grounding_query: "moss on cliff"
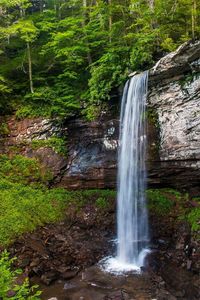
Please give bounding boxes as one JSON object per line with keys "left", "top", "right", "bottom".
{"left": 0, "top": 154, "right": 52, "bottom": 185}
{"left": 147, "top": 188, "right": 200, "bottom": 238}
{"left": 30, "top": 136, "right": 67, "bottom": 156}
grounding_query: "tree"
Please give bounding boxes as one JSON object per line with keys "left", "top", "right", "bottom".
{"left": 0, "top": 0, "right": 199, "bottom": 118}
{"left": 10, "top": 20, "right": 39, "bottom": 93}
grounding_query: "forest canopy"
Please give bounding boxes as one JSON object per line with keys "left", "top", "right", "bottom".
{"left": 0, "top": 0, "right": 199, "bottom": 119}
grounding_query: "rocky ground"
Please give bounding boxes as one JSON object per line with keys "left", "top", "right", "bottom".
{"left": 7, "top": 196, "right": 200, "bottom": 300}
{"left": 9, "top": 202, "right": 116, "bottom": 285}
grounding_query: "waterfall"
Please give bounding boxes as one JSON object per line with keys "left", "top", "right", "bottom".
{"left": 101, "top": 71, "right": 149, "bottom": 273}
{"left": 117, "top": 71, "right": 149, "bottom": 268}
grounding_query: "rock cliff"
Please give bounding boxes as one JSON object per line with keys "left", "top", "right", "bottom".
{"left": 148, "top": 41, "right": 200, "bottom": 191}
{"left": 1, "top": 41, "right": 200, "bottom": 192}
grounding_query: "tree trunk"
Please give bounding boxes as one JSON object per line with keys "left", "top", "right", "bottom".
{"left": 39, "top": 0, "right": 44, "bottom": 12}
{"left": 148, "top": 0, "right": 154, "bottom": 11}
{"left": 108, "top": 0, "right": 112, "bottom": 42}
{"left": 192, "top": 0, "right": 197, "bottom": 40}
{"left": 27, "top": 42, "right": 34, "bottom": 94}
{"left": 82, "top": 0, "right": 92, "bottom": 65}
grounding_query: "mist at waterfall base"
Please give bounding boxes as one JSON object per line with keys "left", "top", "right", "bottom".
{"left": 101, "top": 72, "right": 150, "bottom": 274}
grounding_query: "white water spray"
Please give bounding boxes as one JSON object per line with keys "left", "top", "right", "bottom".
{"left": 102, "top": 72, "right": 149, "bottom": 273}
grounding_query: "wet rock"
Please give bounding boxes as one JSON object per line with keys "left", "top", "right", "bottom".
{"left": 173, "top": 290, "right": 185, "bottom": 298}
{"left": 32, "top": 265, "right": 44, "bottom": 276}
{"left": 104, "top": 290, "right": 130, "bottom": 300}
{"left": 41, "top": 271, "right": 59, "bottom": 286}
{"left": 70, "top": 288, "right": 106, "bottom": 300}
{"left": 61, "top": 269, "right": 79, "bottom": 280}
{"left": 175, "top": 222, "right": 191, "bottom": 250}
{"left": 186, "top": 259, "right": 192, "bottom": 270}
{"left": 57, "top": 118, "right": 119, "bottom": 189}
{"left": 30, "top": 258, "right": 40, "bottom": 268}
{"left": 63, "top": 282, "right": 77, "bottom": 290}
{"left": 159, "top": 264, "right": 200, "bottom": 300}
{"left": 156, "top": 290, "right": 177, "bottom": 300}
{"left": 81, "top": 266, "right": 126, "bottom": 289}
{"left": 18, "top": 257, "right": 30, "bottom": 268}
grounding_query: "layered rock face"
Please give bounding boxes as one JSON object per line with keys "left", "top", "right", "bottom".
{"left": 148, "top": 41, "right": 200, "bottom": 191}
{"left": 59, "top": 118, "right": 119, "bottom": 189}
{"left": 1, "top": 41, "right": 200, "bottom": 191}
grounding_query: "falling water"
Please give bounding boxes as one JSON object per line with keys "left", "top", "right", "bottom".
{"left": 117, "top": 71, "right": 149, "bottom": 269}
{"left": 101, "top": 72, "right": 149, "bottom": 273}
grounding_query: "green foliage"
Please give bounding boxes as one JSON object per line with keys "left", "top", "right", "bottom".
{"left": 0, "top": 0, "right": 199, "bottom": 118}
{"left": 60, "top": 189, "right": 116, "bottom": 209}
{"left": 147, "top": 189, "right": 174, "bottom": 215}
{"left": 179, "top": 72, "right": 200, "bottom": 88}
{"left": 0, "top": 122, "right": 10, "bottom": 136}
{"left": 0, "top": 76, "right": 12, "bottom": 113}
{"left": 10, "top": 20, "right": 39, "bottom": 43}
{"left": 0, "top": 76, "right": 12, "bottom": 95}
{"left": 0, "top": 179, "right": 68, "bottom": 245}
{"left": 83, "top": 103, "right": 103, "bottom": 121}
{"left": 15, "top": 87, "right": 81, "bottom": 119}
{"left": 0, "top": 152, "right": 116, "bottom": 247}
{"left": 95, "top": 197, "right": 108, "bottom": 209}
{"left": 187, "top": 207, "right": 200, "bottom": 232}
{"left": 146, "top": 108, "right": 160, "bottom": 128}
{"left": 0, "top": 250, "right": 41, "bottom": 300}
{"left": 147, "top": 188, "right": 199, "bottom": 236}
{"left": 0, "top": 154, "right": 52, "bottom": 185}
{"left": 31, "top": 137, "right": 67, "bottom": 156}
{"left": 88, "top": 49, "right": 129, "bottom": 103}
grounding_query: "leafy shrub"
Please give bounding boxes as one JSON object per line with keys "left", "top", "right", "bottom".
{"left": 0, "top": 251, "right": 41, "bottom": 299}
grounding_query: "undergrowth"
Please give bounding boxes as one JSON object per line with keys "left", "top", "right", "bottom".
{"left": 147, "top": 188, "right": 200, "bottom": 237}
{"left": 0, "top": 154, "right": 52, "bottom": 185}
{"left": 0, "top": 154, "right": 198, "bottom": 245}
{"left": 0, "top": 251, "right": 41, "bottom": 299}
{"left": 0, "top": 179, "right": 69, "bottom": 245}
{"left": 0, "top": 122, "right": 10, "bottom": 136}
{"left": 146, "top": 189, "right": 175, "bottom": 215}
{"left": 187, "top": 208, "right": 200, "bottom": 232}
{"left": 0, "top": 184, "right": 116, "bottom": 246}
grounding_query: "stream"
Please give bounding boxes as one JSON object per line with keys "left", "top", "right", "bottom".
{"left": 33, "top": 264, "right": 161, "bottom": 300}
{"left": 32, "top": 258, "right": 199, "bottom": 300}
